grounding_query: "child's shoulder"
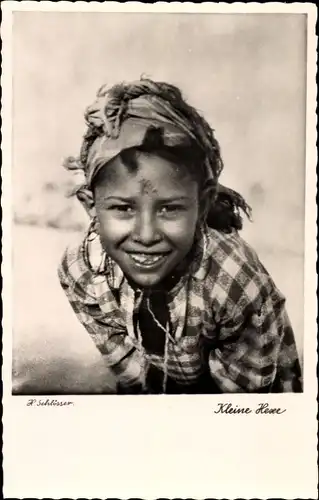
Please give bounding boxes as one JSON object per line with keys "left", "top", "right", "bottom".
{"left": 205, "top": 227, "right": 264, "bottom": 270}
{"left": 203, "top": 228, "right": 277, "bottom": 307}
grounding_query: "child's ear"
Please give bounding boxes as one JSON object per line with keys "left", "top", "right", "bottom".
{"left": 76, "top": 188, "right": 96, "bottom": 218}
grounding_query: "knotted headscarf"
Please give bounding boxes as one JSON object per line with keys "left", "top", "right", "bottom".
{"left": 63, "top": 78, "right": 251, "bottom": 228}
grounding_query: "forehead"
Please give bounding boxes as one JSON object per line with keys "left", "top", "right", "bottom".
{"left": 95, "top": 151, "right": 197, "bottom": 197}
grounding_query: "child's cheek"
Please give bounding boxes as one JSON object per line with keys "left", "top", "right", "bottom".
{"left": 162, "top": 217, "right": 197, "bottom": 246}
{"left": 98, "top": 212, "right": 132, "bottom": 243}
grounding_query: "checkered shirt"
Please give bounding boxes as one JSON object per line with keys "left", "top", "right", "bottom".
{"left": 58, "top": 222, "right": 302, "bottom": 393}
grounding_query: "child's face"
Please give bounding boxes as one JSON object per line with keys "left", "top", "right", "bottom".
{"left": 93, "top": 151, "right": 200, "bottom": 288}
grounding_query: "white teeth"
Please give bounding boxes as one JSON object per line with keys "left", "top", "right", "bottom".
{"left": 129, "top": 253, "right": 165, "bottom": 265}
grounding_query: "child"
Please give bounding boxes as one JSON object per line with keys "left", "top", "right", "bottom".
{"left": 58, "top": 78, "right": 302, "bottom": 394}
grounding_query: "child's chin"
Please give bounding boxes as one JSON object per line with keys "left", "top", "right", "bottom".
{"left": 131, "top": 275, "right": 164, "bottom": 289}
{"left": 127, "top": 270, "right": 168, "bottom": 289}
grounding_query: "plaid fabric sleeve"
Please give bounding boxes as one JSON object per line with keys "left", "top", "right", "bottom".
{"left": 208, "top": 290, "right": 302, "bottom": 393}
{"left": 57, "top": 245, "right": 145, "bottom": 390}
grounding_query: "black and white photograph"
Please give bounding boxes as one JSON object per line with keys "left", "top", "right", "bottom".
{"left": 11, "top": 9, "right": 307, "bottom": 396}
{"left": 2, "top": 2, "right": 317, "bottom": 498}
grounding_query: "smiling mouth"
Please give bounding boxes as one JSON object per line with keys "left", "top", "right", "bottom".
{"left": 126, "top": 252, "right": 171, "bottom": 268}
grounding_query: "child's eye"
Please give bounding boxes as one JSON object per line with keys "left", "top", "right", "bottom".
{"left": 109, "top": 205, "right": 135, "bottom": 214}
{"left": 159, "top": 205, "right": 186, "bottom": 216}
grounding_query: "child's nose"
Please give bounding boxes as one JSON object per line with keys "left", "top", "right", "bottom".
{"left": 132, "top": 212, "right": 161, "bottom": 245}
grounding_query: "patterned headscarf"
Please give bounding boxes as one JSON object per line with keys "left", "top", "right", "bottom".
{"left": 63, "top": 78, "right": 251, "bottom": 224}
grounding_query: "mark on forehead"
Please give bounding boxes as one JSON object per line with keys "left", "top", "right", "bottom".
{"left": 139, "top": 178, "right": 158, "bottom": 195}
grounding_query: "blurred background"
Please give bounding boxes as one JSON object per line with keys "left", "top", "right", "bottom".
{"left": 12, "top": 12, "right": 306, "bottom": 394}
